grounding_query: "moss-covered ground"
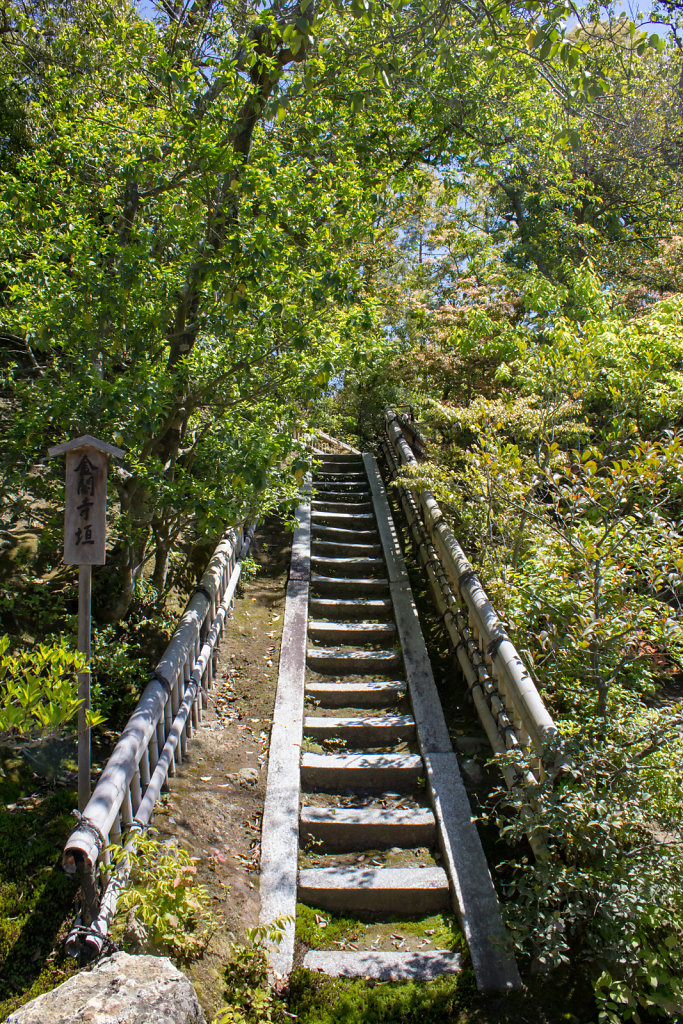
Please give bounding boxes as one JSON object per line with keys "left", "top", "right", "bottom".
{"left": 0, "top": 750, "right": 79, "bottom": 1020}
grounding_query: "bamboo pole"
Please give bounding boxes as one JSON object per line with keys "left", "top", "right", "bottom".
{"left": 63, "top": 522, "right": 255, "bottom": 946}
{"left": 385, "top": 409, "right": 557, "bottom": 756}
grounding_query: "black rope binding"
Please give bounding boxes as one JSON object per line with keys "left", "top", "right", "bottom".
{"left": 193, "top": 584, "right": 214, "bottom": 602}
{"left": 152, "top": 671, "right": 172, "bottom": 694}
{"left": 130, "top": 818, "right": 152, "bottom": 833}
{"left": 73, "top": 922, "right": 120, "bottom": 958}
{"left": 457, "top": 568, "right": 478, "bottom": 590}
{"left": 71, "top": 811, "right": 107, "bottom": 854}
{"left": 487, "top": 634, "right": 508, "bottom": 659}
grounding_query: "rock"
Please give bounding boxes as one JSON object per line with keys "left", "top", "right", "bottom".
{"left": 227, "top": 766, "right": 258, "bottom": 788}
{"left": 123, "top": 910, "right": 152, "bottom": 954}
{"left": 5, "top": 951, "right": 206, "bottom": 1024}
{"left": 454, "top": 735, "right": 487, "bottom": 755}
{"left": 459, "top": 757, "right": 486, "bottom": 786}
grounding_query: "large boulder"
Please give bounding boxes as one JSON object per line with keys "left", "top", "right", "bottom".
{"left": 5, "top": 952, "right": 206, "bottom": 1024}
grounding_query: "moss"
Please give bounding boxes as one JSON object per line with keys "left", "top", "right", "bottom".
{"left": 287, "top": 966, "right": 597, "bottom": 1023}
{"left": 296, "top": 905, "right": 464, "bottom": 953}
{"left": 296, "top": 904, "right": 363, "bottom": 947}
{"left": 288, "top": 967, "right": 479, "bottom": 1024}
{"left": 0, "top": 779, "right": 79, "bottom": 1018}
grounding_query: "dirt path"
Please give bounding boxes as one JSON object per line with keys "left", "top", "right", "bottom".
{"left": 151, "top": 517, "right": 292, "bottom": 1018}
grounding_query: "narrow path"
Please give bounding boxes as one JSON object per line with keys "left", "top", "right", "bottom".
{"left": 259, "top": 452, "right": 521, "bottom": 992}
{"left": 150, "top": 520, "right": 291, "bottom": 1017}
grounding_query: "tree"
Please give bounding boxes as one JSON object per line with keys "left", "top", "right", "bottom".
{"left": 0, "top": 0, "right": 656, "bottom": 621}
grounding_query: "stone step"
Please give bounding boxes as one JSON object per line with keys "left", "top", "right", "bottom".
{"left": 301, "top": 751, "right": 423, "bottom": 791}
{"left": 308, "top": 620, "right": 396, "bottom": 644}
{"left": 310, "top": 575, "right": 390, "bottom": 596}
{"left": 303, "top": 949, "right": 462, "bottom": 980}
{"left": 313, "top": 491, "right": 371, "bottom": 504}
{"left": 306, "top": 648, "right": 401, "bottom": 675}
{"left": 311, "top": 490, "right": 368, "bottom": 498}
{"left": 311, "top": 540, "right": 383, "bottom": 558}
{"left": 311, "top": 511, "right": 376, "bottom": 529}
{"left": 309, "top": 597, "right": 394, "bottom": 620}
{"left": 305, "top": 679, "right": 405, "bottom": 707}
{"left": 314, "top": 459, "right": 365, "bottom": 469}
{"left": 311, "top": 524, "right": 380, "bottom": 545}
{"left": 298, "top": 866, "right": 450, "bottom": 914}
{"left": 315, "top": 458, "right": 365, "bottom": 467}
{"left": 314, "top": 480, "right": 370, "bottom": 492}
{"left": 315, "top": 471, "right": 367, "bottom": 482}
{"left": 311, "top": 500, "right": 375, "bottom": 515}
{"left": 310, "top": 555, "right": 385, "bottom": 577}
{"left": 303, "top": 713, "right": 415, "bottom": 743}
{"left": 300, "top": 804, "right": 436, "bottom": 850}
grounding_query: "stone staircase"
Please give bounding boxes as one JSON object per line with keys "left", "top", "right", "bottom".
{"left": 259, "top": 452, "right": 520, "bottom": 991}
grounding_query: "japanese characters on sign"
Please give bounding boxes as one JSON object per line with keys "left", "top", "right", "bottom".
{"left": 64, "top": 448, "right": 107, "bottom": 564}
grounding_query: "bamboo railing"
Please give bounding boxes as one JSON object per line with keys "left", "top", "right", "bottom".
{"left": 382, "top": 409, "right": 558, "bottom": 793}
{"left": 300, "top": 429, "right": 361, "bottom": 455}
{"left": 62, "top": 522, "right": 255, "bottom": 955}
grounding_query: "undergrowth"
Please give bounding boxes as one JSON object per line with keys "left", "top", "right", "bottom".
{"left": 287, "top": 968, "right": 479, "bottom": 1024}
{"left": 0, "top": 776, "right": 78, "bottom": 1019}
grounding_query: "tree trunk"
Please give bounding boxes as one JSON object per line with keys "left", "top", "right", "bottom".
{"left": 94, "top": 478, "right": 150, "bottom": 622}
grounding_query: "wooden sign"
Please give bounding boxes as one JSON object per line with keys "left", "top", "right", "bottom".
{"left": 48, "top": 435, "right": 124, "bottom": 565}
{"left": 64, "top": 449, "right": 107, "bottom": 564}
{"left": 47, "top": 434, "right": 124, "bottom": 810}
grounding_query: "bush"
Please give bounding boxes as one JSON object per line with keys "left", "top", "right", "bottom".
{"left": 0, "top": 634, "right": 102, "bottom": 739}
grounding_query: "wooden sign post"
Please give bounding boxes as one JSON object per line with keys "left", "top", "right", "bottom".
{"left": 48, "top": 435, "right": 124, "bottom": 811}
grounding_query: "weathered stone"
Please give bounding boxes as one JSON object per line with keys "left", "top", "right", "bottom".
{"left": 123, "top": 911, "right": 152, "bottom": 954}
{"left": 5, "top": 952, "right": 206, "bottom": 1024}
{"left": 460, "top": 757, "right": 486, "bottom": 786}
{"left": 227, "top": 766, "right": 259, "bottom": 788}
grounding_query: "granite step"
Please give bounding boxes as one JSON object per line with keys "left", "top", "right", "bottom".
{"left": 311, "top": 500, "right": 375, "bottom": 515}
{"left": 311, "top": 540, "right": 383, "bottom": 558}
{"left": 309, "top": 597, "right": 394, "bottom": 619}
{"left": 300, "top": 804, "right": 436, "bottom": 850}
{"left": 308, "top": 620, "right": 396, "bottom": 644}
{"left": 306, "top": 647, "right": 401, "bottom": 674}
{"left": 304, "top": 713, "right": 415, "bottom": 744}
{"left": 311, "top": 524, "right": 380, "bottom": 544}
{"left": 303, "top": 950, "right": 462, "bottom": 980}
{"left": 314, "top": 480, "right": 370, "bottom": 492}
{"left": 315, "top": 471, "right": 367, "bottom": 482}
{"left": 305, "top": 679, "right": 405, "bottom": 707}
{"left": 298, "top": 866, "right": 450, "bottom": 914}
{"left": 310, "top": 555, "right": 385, "bottom": 577}
{"left": 313, "top": 487, "right": 371, "bottom": 500}
{"left": 315, "top": 456, "right": 364, "bottom": 466}
{"left": 310, "top": 574, "right": 390, "bottom": 596}
{"left": 301, "top": 751, "right": 423, "bottom": 791}
{"left": 311, "top": 511, "right": 376, "bottom": 529}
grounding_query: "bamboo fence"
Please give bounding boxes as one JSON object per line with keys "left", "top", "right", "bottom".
{"left": 62, "top": 522, "right": 255, "bottom": 955}
{"left": 382, "top": 409, "right": 559, "bottom": 798}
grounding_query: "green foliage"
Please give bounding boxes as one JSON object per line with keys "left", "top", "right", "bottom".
{"left": 498, "top": 709, "right": 683, "bottom": 1022}
{"left": 106, "top": 830, "right": 212, "bottom": 959}
{"left": 90, "top": 614, "right": 171, "bottom": 727}
{"left": 0, "top": 634, "right": 103, "bottom": 738}
{"left": 214, "top": 918, "right": 292, "bottom": 1024}
{"left": 381, "top": 253, "right": 683, "bottom": 1017}
{"left": 238, "top": 555, "right": 260, "bottom": 586}
{"left": 0, "top": 0, "right": 654, "bottom": 626}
